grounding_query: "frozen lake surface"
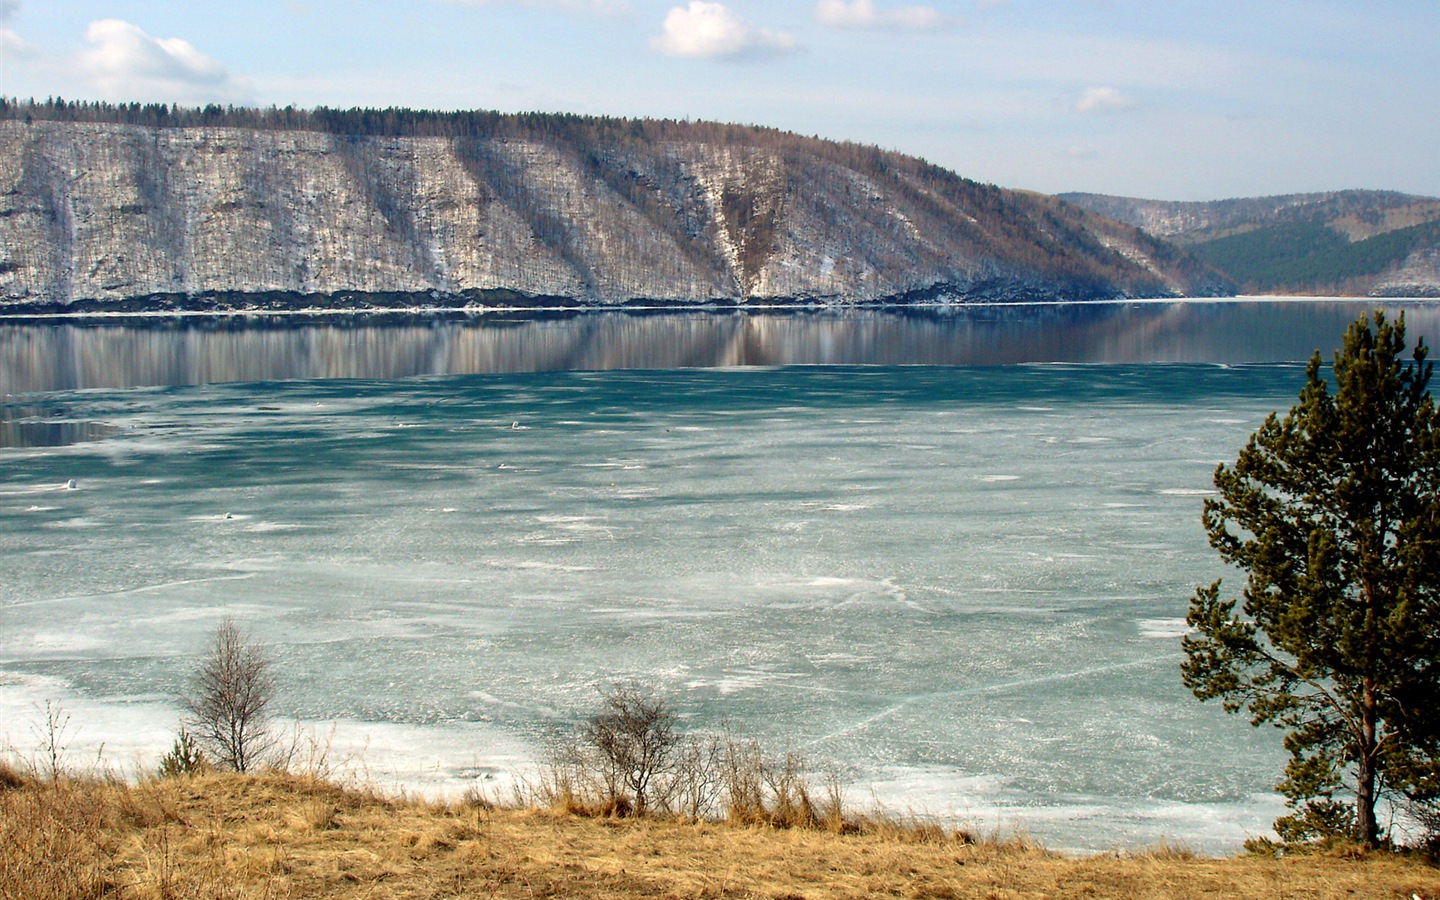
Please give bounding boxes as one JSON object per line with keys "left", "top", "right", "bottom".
{"left": 3, "top": 301, "right": 1439, "bottom": 852}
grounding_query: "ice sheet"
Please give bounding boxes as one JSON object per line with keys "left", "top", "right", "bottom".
{"left": 0, "top": 363, "right": 1304, "bottom": 852}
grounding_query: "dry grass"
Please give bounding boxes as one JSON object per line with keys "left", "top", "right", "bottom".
{"left": 3, "top": 763, "right": 1438, "bottom": 900}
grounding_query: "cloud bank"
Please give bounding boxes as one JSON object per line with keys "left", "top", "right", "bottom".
{"left": 80, "top": 19, "right": 253, "bottom": 104}
{"left": 814, "top": 0, "right": 958, "bottom": 31}
{"left": 651, "top": 2, "right": 797, "bottom": 60}
{"left": 442, "top": 0, "right": 630, "bottom": 14}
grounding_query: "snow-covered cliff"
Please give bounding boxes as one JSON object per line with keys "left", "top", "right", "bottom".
{"left": 0, "top": 120, "right": 1230, "bottom": 311}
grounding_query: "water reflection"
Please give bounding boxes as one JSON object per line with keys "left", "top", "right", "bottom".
{"left": 0, "top": 405, "right": 120, "bottom": 448}
{"left": 3, "top": 300, "right": 1439, "bottom": 396}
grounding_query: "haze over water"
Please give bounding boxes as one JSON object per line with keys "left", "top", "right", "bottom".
{"left": 4, "top": 300, "right": 1439, "bottom": 852}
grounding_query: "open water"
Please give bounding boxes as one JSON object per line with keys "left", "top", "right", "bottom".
{"left": 3, "top": 299, "right": 1439, "bottom": 852}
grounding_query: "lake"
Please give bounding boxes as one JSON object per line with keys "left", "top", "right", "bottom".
{"left": 3, "top": 298, "right": 1438, "bottom": 853}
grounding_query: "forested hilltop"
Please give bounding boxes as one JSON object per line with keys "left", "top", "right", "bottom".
{"left": 1060, "top": 190, "right": 1440, "bottom": 297}
{"left": 0, "top": 98, "right": 1230, "bottom": 312}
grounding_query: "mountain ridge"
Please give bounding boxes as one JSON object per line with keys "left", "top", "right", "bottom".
{"left": 0, "top": 100, "right": 1230, "bottom": 312}
{"left": 1058, "top": 189, "right": 1440, "bottom": 296}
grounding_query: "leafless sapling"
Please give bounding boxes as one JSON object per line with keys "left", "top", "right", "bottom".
{"left": 182, "top": 618, "right": 277, "bottom": 773}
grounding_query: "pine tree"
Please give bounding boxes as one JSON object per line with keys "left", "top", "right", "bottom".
{"left": 1182, "top": 310, "right": 1440, "bottom": 849}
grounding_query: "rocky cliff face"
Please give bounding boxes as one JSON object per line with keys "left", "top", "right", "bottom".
{"left": 0, "top": 120, "right": 1229, "bottom": 311}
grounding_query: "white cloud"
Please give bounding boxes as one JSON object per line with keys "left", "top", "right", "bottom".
{"left": 1075, "top": 86, "right": 1136, "bottom": 114}
{"left": 815, "top": 0, "right": 959, "bottom": 31}
{"left": 0, "top": 0, "right": 35, "bottom": 58}
{"left": 442, "top": 0, "right": 630, "bottom": 14}
{"left": 650, "top": 2, "right": 797, "bottom": 60}
{"left": 0, "top": 27, "right": 33, "bottom": 57}
{"left": 79, "top": 19, "right": 253, "bottom": 104}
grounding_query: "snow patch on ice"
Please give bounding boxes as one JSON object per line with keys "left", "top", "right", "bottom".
{"left": 1138, "top": 618, "right": 1192, "bottom": 639}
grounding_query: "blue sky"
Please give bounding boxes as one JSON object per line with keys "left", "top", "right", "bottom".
{"left": 1, "top": 1, "right": 1435, "bottom": 200}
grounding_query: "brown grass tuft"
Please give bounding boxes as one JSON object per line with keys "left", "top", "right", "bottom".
{"left": 0, "top": 758, "right": 30, "bottom": 792}
{"left": 0, "top": 779, "right": 120, "bottom": 900}
{"left": 1125, "top": 839, "right": 1199, "bottom": 861}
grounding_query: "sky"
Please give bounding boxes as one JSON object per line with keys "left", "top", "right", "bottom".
{"left": 0, "top": 1, "right": 1436, "bottom": 201}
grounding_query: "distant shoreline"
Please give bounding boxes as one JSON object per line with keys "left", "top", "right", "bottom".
{"left": 3, "top": 294, "right": 1436, "bottom": 323}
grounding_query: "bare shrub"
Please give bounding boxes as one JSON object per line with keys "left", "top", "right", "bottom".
{"left": 1399, "top": 796, "right": 1440, "bottom": 859}
{"left": 535, "top": 685, "right": 866, "bottom": 830}
{"left": 717, "top": 740, "right": 873, "bottom": 832}
{"left": 761, "top": 749, "right": 819, "bottom": 828}
{"left": 182, "top": 618, "right": 277, "bottom": 773}
{"left": 722, "top": 741, "right": 827, "bottom": 828}
{"left": 720, "top": 737, "right": 768, "bottom": 824}
{"left": 667, "top": 732, "right": 726, "bottom": 821}
{"left": 531, "top": 740, "right": 596, "bottom": 815}
{"left": 534, "top": 684, "right": 720, "bottom": 818}
{"left": 578, "top": 683, "right": 681, "bottom": 816}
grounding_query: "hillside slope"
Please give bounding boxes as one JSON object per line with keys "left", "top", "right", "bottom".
{"left": 0, "top": 103, "right": 1230, "bottom": 312}
{"left": 5, "top": 770, "right": 1438, "bottom": 900}
{"left": 1059, "top": 190, "right": 1440, "bottom": 296}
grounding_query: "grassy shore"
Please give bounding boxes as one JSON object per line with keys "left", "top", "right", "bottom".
{"left": 3, "top": 765, "right": 1438, "bottom": 900}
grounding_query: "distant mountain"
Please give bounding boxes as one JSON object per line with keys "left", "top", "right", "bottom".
{"left": 0, "top": 99, "right": 1230, "bottom": 313}
{"left": 1058, "top": 190, "right": 1440, "bottom": 297}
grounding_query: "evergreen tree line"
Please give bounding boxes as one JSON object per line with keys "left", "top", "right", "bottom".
{"left": 0, "top": 96, "right": 921, "bottom": 186}
{"left": 1191, "top": 219, "right": 1440, "bottom": 294}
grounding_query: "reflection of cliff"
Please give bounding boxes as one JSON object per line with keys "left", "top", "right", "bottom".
{"left": 8, "top": 304, "right": 1440, "bottom": 392}
{"left": 0, "top": 120, "right": 1231, "bottom": 311}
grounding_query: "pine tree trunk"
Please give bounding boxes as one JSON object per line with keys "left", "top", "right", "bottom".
{"left": 1357, "top": 681, "right": 1379, "bottom": 848}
